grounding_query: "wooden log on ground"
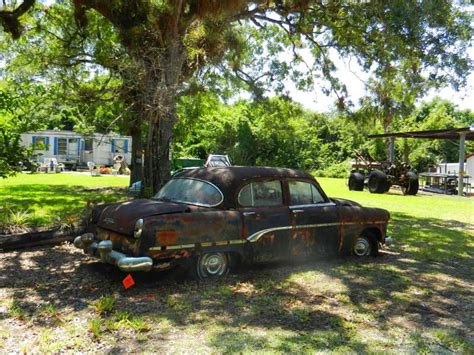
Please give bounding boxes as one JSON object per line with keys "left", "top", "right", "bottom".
{"left": 0, "top": 224, "right": 85, "bottom": 251}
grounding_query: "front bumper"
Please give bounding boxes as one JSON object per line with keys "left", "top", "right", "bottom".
{"left": 73, "top": 233, "right": 153, "bottom": 272}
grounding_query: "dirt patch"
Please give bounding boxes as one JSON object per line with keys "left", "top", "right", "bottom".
{"left": 0, "top": 244, "right": 473, "bottom": 353}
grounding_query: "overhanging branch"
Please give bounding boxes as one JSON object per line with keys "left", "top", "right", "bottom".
{"left": 0, "top": 0, "right": 35, "bottom": 38}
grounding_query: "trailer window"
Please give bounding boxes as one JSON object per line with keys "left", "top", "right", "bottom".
{"left": 84, "top": 139, "right": 93, "bottom": 151}
{"left": 58, "top": 138, "right": 67, "bottom": 155}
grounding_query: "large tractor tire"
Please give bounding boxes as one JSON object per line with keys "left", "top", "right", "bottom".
{"left": 401, "top": 171, "right": 419, "bottom": 195}
{"left": 368, "top": 170, "right": 389, "bottom": 194}
{"left": 348, "top": 172, "right": 365, "bottom": 191}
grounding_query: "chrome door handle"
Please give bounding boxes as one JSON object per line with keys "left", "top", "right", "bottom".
{"left": 243, "top": 211, "right": 257, "bottom": 216}
{"left": 292, "top": 209, "right": 305, "bottom": 214}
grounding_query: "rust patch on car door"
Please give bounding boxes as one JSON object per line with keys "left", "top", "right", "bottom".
{"left": 148, "top": 210, "right": 242, "bottom": 247}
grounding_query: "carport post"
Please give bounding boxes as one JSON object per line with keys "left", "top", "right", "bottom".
{"left": 458, "top": 132, "right": 466, "bottom": 196}
{"left": 389, "top": 137, "right": 395, "bottom": 163}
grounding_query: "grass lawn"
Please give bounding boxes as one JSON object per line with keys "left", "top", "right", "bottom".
{"left": 0, "top": 173, "right": 473, "bottom": 352}
{"left": 0, "top": 173, "right": 129, "bottom": 232}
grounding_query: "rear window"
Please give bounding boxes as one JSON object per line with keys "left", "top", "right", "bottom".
{"left": 154, "top": 178, "right": 223, "bottom": 207}
{"left": 238, "top": 180, "right": 283, "bottom": 207}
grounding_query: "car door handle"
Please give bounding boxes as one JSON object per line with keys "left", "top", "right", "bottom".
{"left": 243, "top": 211, "right": 257, "bottom": 217}
{"left": 291, "top": 209, "right": 305, "bottom": 214}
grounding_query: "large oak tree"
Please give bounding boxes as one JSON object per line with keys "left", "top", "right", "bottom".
{"left": 1, "top": 0, "right": 472, "bottom": 194}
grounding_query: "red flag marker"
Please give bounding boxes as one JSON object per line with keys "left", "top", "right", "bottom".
{"left": 122, "top": 274, "right": 135, "bottom": 289}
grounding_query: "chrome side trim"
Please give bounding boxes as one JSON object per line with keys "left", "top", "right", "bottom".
{"left": 166, "top": 243, "right": 195, "bottom": 250}
{"left": 247, "top": 226, "right": 293, "bottom": 242}
{"left": 147, "top": 220, "right": 388, "bottom": 251}
{"left": 148, "top": 239, "right": 247, "bottom": 251}
{"left": 247, "top": 221, "right": 387, "bottom": 243}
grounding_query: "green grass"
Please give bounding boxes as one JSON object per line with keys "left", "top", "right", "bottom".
{"left": 318, "top": 177, "right": 473, "bottom": 224}
{"left": 0, "top": 172, "right": 129, "bottom": 231}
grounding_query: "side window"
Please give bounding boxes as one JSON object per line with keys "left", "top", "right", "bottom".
{"left": 311, "top": 184, "right": 326, "bottom": 204}
{"left": 289, "top": 181, "right": 326, "bottom": 205}
{"left": 238, "top": 180, "right": 283, "bottom": 207}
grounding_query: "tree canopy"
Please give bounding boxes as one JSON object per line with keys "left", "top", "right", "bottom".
{"left": 0, "top": 1, "right": 472, "bottom": 191}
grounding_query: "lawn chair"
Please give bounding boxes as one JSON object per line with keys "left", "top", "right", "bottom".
{"left": 87, "top": 161, "right": 100, "bottom": 176}
{"left": 111, "top": 163, "right": 121, "bottom": 176}
{"left": 37, "top": 158, "right": 62, "bottom": 173}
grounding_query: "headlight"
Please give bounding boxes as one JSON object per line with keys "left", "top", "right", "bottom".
{"left": 133, "top": 218, "right": 144, "bottom": 239}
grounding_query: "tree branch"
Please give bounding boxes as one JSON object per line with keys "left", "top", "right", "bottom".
{"left": 0, "top": 0, "right": 35, "bottom": 38}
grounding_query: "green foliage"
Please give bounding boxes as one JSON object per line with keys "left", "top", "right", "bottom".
{"left": 175, "top": 93, "right": 371, "bottom": 177}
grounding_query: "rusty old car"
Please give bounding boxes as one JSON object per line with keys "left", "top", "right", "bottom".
{"left": 74, "top": 166, "right": 391, "bottom": 279}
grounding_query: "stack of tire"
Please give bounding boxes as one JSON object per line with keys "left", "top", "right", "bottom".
{"left": 348, "top": 170, "right": 418, "bottom": 195}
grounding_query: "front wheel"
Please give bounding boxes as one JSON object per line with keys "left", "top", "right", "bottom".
{"left": 353, "top": 235, "right": 374, "bottom": 257}
{"left": 195, "top": 252, "right": 230, "bottom": 280}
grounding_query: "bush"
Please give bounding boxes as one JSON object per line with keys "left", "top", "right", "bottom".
{"left": 313, "top": 160, "right": 351, "bottom": 178}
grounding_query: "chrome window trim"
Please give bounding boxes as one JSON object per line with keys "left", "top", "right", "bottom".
{"left": 289, "top": 202, "right": 336, "bottom": 208}
{"left": 154, "top": 177, "right": 224, "bottom": 208}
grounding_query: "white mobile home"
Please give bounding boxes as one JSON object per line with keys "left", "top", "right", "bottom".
{"left": 20, "top": 130, "right": 132, "bottom": 167}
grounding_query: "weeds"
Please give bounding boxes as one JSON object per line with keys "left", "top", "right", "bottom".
{"left": 93, "top": 295, "right": 115, "bottom": 315}
{"left": 9, "top": 300, "right": 28, "bottom": 320}
{"left": 88, "top": 319, "right": 104, "bottom": 339}
{"left": 0, "top": 207, "right": 32, "bottom": 234}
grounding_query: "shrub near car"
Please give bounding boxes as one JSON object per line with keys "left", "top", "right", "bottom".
{"left": 74, "top": 166, "right": 391, "bottom": 279}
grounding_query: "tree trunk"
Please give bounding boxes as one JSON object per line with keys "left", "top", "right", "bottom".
{"left": 142, "top": 110, "right": 176, "bottom": 196}
{"left": 129, "top": 124, "right": 143, "bottom": 186}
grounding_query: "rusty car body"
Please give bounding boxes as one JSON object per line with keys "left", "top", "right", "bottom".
{"left": 74, "top": 166, "right": 391, "bottom": 278}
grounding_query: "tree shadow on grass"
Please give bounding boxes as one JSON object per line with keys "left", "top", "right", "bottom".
{"left": 0, "top": 212, "right": 472, "bottom": 352}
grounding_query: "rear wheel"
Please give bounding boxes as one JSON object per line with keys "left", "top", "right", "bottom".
{"left": 368, "top": 170, "right": 389, "bottom": 194}
{"left": 401, "top": 171, "right": 419, "bottom": 195}
{"left": 194, "top": 252, "right": 229, "bottom": 280}
{"left": 348, "top": 172, "right": 364, "bottom": 191}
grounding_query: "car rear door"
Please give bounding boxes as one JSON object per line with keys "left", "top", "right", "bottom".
{"left": 237, "top": 179, "right": 292, "bottom": 262}
{"left": 288, "top": 180, "right": 340, "bottom": 257}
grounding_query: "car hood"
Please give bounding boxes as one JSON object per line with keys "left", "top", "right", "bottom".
{"left": 97, "top": 199, "right": 189, "bottom": 235}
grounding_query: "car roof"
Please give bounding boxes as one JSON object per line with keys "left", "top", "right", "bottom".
{"left": 173, "top": 166, "right": 316, "bottom": 208}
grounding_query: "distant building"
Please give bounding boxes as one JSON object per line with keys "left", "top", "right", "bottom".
{"left": 20, "top": 130, "right": 132, "bottom": 167}
{"left": 436, "top": 152, "right": 474, "bottom": 178}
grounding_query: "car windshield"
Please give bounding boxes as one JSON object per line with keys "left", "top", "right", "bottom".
{"left": 154, "top": 178, "right": 223, "bottom": 207}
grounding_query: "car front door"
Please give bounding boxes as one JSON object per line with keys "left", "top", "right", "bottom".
{"left": 288, "top": 180, "right": 340, "bottom": 258}
{"left": 237, "top": 179, "right": 292, "bottom": 262}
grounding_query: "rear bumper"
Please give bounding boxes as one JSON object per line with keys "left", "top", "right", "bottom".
{"left": 73, "top": 233, "right": 153, "bottom": 272}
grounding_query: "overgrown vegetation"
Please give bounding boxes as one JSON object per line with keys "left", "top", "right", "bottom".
{"left": 174, "top": 94, "right": 474, "bottom": 177}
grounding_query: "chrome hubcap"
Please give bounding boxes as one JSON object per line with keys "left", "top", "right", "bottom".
{"left": 199, "top": 253, "right": 228, "bottom": 277}
{"left": 354, "top": 238, "right": 371, "bottom": 256}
